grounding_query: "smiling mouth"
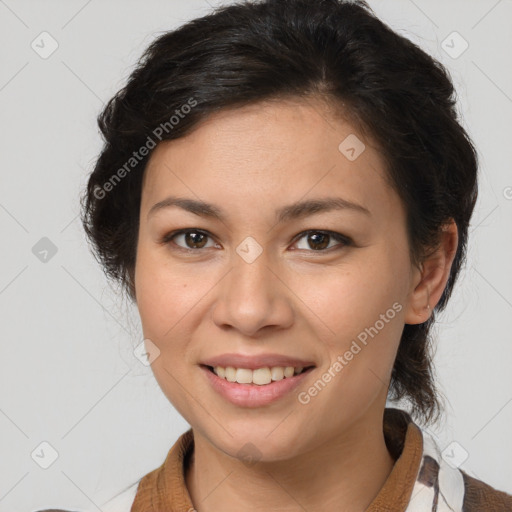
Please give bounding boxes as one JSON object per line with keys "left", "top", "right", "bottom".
{"left": 202, "top": 364, "right": 315, "bottom": 386}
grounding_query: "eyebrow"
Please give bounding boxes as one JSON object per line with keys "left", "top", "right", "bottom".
{"left": 147, "top": 195, "right": 371, "bottom": 223}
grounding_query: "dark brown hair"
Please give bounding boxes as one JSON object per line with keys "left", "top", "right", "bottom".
{"left": 80, "top": 0, "right": 479, "bottom": 426}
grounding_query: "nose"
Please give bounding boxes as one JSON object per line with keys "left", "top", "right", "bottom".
{"left": 211, "top": 250, "right": 294, "bottom": 337}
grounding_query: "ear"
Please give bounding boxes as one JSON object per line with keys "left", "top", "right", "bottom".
{"left": 404, "top": 219, "right": 458, "bottom": 325}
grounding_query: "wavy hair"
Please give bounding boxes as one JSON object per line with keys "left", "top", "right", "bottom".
{"left": 80, "top": 0, "right": 479, "bottom": 426}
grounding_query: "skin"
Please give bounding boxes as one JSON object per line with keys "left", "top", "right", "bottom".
{"left": 133, "top": 96, "right": 458, "bottom": 512}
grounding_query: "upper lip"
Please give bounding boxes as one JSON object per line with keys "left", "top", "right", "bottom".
{"left": 200, "top": 353, "right": 316, "bottom": 370}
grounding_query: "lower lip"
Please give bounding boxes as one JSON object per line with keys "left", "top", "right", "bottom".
{"left": 200, "top": 365, "right": 314, "bottom": 408}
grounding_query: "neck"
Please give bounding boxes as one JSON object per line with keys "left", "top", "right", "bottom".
{"left": 184, "top": 409, "right": 395, "bottom": 512}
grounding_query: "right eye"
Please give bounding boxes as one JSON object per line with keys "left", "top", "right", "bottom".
{"left": 161, "top": 229, "right": 218, "bottom": 252}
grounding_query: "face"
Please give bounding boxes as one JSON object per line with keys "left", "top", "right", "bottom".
{"left": 134, "top": 97, "right": 420, "bottom": 461}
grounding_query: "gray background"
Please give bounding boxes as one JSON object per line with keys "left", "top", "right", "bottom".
{"left": 0, "top": 0, "right": 511, "bottom": 510}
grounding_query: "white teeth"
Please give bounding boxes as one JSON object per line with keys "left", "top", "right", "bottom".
{"left": 270, "top": 367, "right": 284, "bottom": 381}
{"left": 225, "top": 366, "right": 237, "bottom": 382}
{"left": 236, "top": 368, "right": 253, "bottom": 384}
{"left": 250, "top": 367, "right": 272, "bottom": 385}
{"left": 283, "top": 366, "right": 295, "bottom": 378}
{"left": 212, "top": 365, "right": 308, "bottom": 385}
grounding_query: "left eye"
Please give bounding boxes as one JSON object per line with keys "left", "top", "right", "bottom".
{"left": 292, "top": 230, "right": 351, "bottom": 252}
{"left": 161, "top": 229, "right": 351, "bottom": 252}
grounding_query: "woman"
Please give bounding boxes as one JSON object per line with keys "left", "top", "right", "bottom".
{"left": 48, "top": 0, "right": 511, "bottom": 510}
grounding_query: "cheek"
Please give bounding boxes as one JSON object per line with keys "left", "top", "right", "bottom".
{"left": 298, "top": 253, "right": 405, "bottom": 335}
{"left": 296, "top": 260, "right": 406, "bottom": 412}
{"left": 292, "top": 247, "right": 407, "bottom": 391}
{"left": 134, "top": 247, "right": 201, "bottom": 415}
{"left": 134, "top": 244, "right": 209, "bottom": 338}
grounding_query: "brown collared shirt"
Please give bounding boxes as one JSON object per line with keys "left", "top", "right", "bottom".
{"left": 37, "top": 408, "right": 512, "bottom": 511}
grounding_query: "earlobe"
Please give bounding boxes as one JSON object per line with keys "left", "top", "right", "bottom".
{"left": 403, "top": 219, "right": 458, "bottom": 325}
{"left": 403, "top": 265, "right": 432, "bottom": 325}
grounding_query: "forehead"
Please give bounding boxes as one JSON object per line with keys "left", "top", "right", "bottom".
{"left": 141, "top": 98, "right": 396, "bottom": 221}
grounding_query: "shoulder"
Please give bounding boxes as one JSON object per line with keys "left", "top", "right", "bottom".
{"left": 411, "top": 424, "right": 512, "bottom": 511}
{"left": 460, "top": 470, "right": 512, "bottom": 511}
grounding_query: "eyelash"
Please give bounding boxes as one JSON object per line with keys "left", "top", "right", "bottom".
{"left": 160, "top": 229, "right": 352, "bottom": 254}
